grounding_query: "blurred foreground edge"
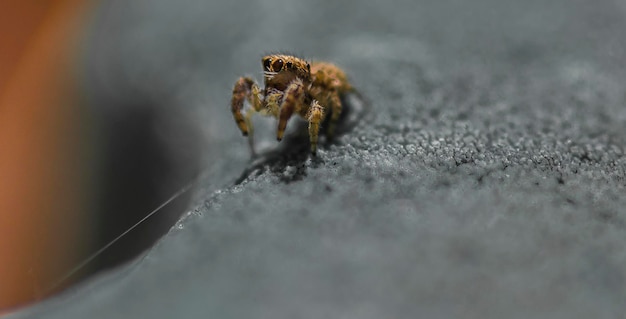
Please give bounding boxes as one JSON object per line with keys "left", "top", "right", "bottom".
{"left": 1, "top": 0, "right": 202, "bottom": 311}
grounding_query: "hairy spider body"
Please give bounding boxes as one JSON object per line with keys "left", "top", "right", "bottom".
{"left": 230, "top": 54, "right": 353, "bottom": 156}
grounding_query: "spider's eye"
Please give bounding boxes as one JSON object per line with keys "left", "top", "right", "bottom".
{"left": 286, "top": 61, "right": 293, "bottom": 69}
{"left": 272, "top": 59, "right": 284, "bottom": 71}
{"left": 263, "top": 59, "right": 272, "bottom": 71}
{"left": 306, "top": 63, "right": 311, "bottom": 71}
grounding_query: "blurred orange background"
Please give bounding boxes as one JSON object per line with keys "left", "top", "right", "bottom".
{"left": 0, "top": 0, "right": 95, "bottom": 311}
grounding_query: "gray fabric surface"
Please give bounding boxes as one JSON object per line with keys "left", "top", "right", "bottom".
{"left": 12, "top": 0, "right": 626, "bottom": 318}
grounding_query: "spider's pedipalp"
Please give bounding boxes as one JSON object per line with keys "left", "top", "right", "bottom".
{"left": 264, "top": 89, "right": 283, "bottom": 118}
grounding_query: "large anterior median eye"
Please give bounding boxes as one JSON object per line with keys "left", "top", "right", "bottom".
{"left": 263, "top": 58, "right": 272, "bottom": 71}
{"left": 272, "top": 59, "right": 284, "bottom": 71}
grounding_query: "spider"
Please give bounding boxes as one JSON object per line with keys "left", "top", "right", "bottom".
{"left": 230, "top": 54, "right": 354, "bottom": 156}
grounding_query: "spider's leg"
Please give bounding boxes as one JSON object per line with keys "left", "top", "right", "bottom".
{"left": 243, "top": 83, "right": 264, "bottom": 155}
{"left": 231, "top": 77, "right": 261, "bottom": 136}
{"left": 307, "top": 100, "right": 324, "bottom": 155}
{"left": 276, "top": 78, "right": 304, "bottom": 141}
{"left": 326, "top": 90, "right": 342, "bottom": 138}
{"left": 231, "top": 77, "right": 264, "bottom": 156}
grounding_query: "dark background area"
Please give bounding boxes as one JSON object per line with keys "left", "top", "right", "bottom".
{"left": 10, "top": 0, "right": 626, "bottom": 317}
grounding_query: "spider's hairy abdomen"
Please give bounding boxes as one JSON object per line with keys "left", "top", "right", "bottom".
{"left": 311, "top": 62, "right": 352, "bottom": 92}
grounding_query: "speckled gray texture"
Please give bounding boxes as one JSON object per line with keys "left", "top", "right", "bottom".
{"left": 12, "top": 0, "right": 626, "bottom": 318}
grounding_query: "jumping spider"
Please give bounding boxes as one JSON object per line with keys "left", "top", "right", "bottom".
{"left": 231, "top": 54, "right": 354, "bottom": 156}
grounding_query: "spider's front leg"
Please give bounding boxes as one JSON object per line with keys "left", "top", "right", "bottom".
{"left": 231, "top": 77, "right": 264, "bottom": 155}
{"left": 307, "top": 100, "right": 324, "bottom": 155}
{"left": 230, "top": 77, "right": 263, "bottom": 136}
{"left": 276, "top": 78, "right": 305, "bottom": 141}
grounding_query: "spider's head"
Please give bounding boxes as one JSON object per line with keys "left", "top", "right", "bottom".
{"left": 262, "top": 54, "right": 311, "bottom": 88}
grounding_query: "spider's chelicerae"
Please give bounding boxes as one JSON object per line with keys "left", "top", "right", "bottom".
{"left": 231, "top": 54, "right": 354, "bottom": 156}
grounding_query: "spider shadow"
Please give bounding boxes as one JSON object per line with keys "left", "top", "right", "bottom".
{"left": 234, "top": 91, "right": 369, "bottom": 185}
